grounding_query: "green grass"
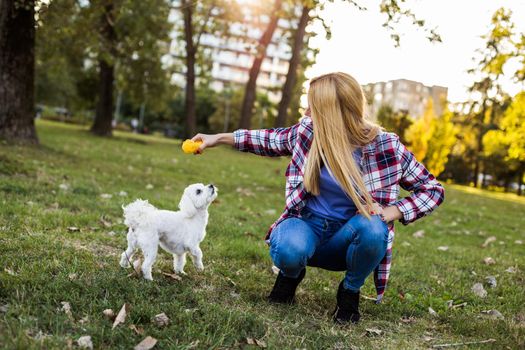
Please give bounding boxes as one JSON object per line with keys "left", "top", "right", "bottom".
{"left": 0, "top": 120, "right": 524, "bottom": 349}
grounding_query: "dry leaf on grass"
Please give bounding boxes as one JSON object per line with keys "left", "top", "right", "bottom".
{"left": 428, "top": 307, "right": 438, "bottom": 317}
{"left": 127, "top": 259, "right": 143, "bottom": 278}
{"left": 515, "top": 240, "right": 523, "bottom": 245}
{"left": 60, "top": 301, "right": 73, "bottom": 320}
{"left": 472, "top": 283, "right": 487, "bottom": 298}
{"left": 0, "top": 304, "right": 9, "bottom": 313}
{"left": 77, "top": 335, "right": 93, "bottom": 349}
{"left": 412, "top": 230, "right": 425, "bottom": 238}
{"left": 134, "top": 336, "right": 157, "bottom": 350}
{"left": 485, "top": 276, "right": 497, "bottom": 288}
{"left": 365, "top": 328, "right": 383, "bottom": 336}
{"left": 505, "top": 266, "right": 517, "bottom": 273}
{"left": 437, "top": 246, "right": 449, "bottom": 251}
{"left": 481, "top": 236, "right": 496, "bottom": 248}
{"left": 161, "top": 272, "right": 182, "bottom": 281}
{"left": 100, "top": 193, "right": 113, "bottom": 199}
{"left": 67, "top": 227, "right": 80, "bottom": 232}
{"left": 481, "top": 309, "right": 504, "bottom": 320}
{"left": 152, "top": 313, "right": 170, "bottom": 327}
{"left": 483, "top": 257, "right": 496, "bottom": 265}
{"left": 119, "top": 191, "right": 128, "bottom": 197}
{"left": 146, "top": 184, "right": 154, "bottom": 190}
{"left": 103, "top": 309, "right": 115, "bottom": 320}
{"left": 100, "top": 216, "right": 112, "bottom": 228}
{"left": 4, "top": 268, "right": 16, "bottom": 276}
{"left": 68, "top": 273, "right": 78, "bottom": 280}
{"left": 112, "top": 303, "right": 129, "bottom": 329}
{"left": 400, "top": 316, "right": 416, "bottom": 324}
{"left": 129, "top": 324, "right": 145, "bottom": 335}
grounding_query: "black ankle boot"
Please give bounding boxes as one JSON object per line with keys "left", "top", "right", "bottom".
{"left": 268, "top": 269, "right": 306, "bottom": 304}
{"left": 333, "top": 281, "right": 360, "bottom": 324}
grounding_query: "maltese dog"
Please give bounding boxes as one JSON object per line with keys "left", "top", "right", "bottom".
{"left": 119, "top": 183, "right": 218, "bottom": 280}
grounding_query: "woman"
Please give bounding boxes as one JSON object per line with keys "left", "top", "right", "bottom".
{"left": 191, "top": 72, "right": 444, "bottom": 324}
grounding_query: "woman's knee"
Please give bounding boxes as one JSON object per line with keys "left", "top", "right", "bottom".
{"left": 356, "top": 216, "right": 388, "bottom": 254}
{"left": 270, "top": 219, "right": 315, "bottom": 270}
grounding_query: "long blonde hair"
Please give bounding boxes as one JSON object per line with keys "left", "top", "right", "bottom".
{"left": 303, "top": 72, "right": 381, "bottom": 218}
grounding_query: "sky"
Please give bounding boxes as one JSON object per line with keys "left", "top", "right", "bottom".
{"left": 306, "top": 0, "right": 525, "bottom": 103}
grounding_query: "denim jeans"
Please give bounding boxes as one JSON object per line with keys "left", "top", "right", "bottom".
{"left": 269, "top": 209, "right": 389, "bottom": 292}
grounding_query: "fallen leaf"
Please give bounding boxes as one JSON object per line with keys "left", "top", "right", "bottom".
{"left": 152, "top": 313, "right": 170, "bottom": 327}
{"left": 161, "top": 272, "right": 182, "bottom": 281}
{"left": 483, "top": 257, "right": 496, "bottom": 265}
{"left": 103, "top": 309, "right": 115, "bottom": 320}
{"left": 230, "top": 291, "right": 240, "bottom": 299}
{"left": 107, "top": 231, "right": 117, "bottom": 236}
{"left": 271, "top": 266, "right": 280, "bottom": 275}
{"left": 472, "top": 283, "right": 487, "bottom": 298}
{"left": 236, "top": 187, "right": 254, "bottom": 196}
{"left": 401, "top": 241, "right": 411, "bottom": 247}
{"left": 100, "top": 193, "right": 113, "bottom": 199}
{"left": 505, "top": 266, "right": 517, "bottom": 273}
{"left": 134, "top": 336, "right": 157, "bottom": 350}
{"left": 4, "top": 268, "right": 16, "bottom": 276}
{"left": 59, "top": 183, "right": 69, "bottom": 191}
{"left": 412, "top": 230, "right": 425, "bottom": 238}
{"left": 428, "top": 307, "right": 438, "bottom": 317}
{"left": 68, "top": 273, "right": 78, "bottom": 280}
{"left": 128, "top": 259, "right": 143, "bottom": 278}
{"left": 129, "top": 324, "right": 145, "bottom": 335}
{"left": 100, "top": 216, "right": 112, "bottom": 228}
{"left": 61, "top": 301, "right": 73, "bottom": 320}
{"left": 437, "top": 246, "right": 449, "bottom": 251}
{"left": 246, "top": 338, "right": 256, "bottom": 345}
{"left": 485, "top": 276, "right": 497, "bottom": 288}
{"left": 0, "top": 304, "right": 8, "bottom": 313}
{"left": 365, "top": 328, "right": 383, "bottom": 336}
{"left": 482, "top": 236, "right": 496, "bottom": 248}
{"left": 67, "top": 227, "right": 80, "bottom": 232}
{"left": 264, "top": 209, "right": 276, "bottom": 215}
{"left": 145, "top": 184, "right": 154, "bottom": 190}
{"left": 255, "top": 339, "right": 267, "bottom": 348}
{"left": 79, "top": 316, "right": 89, "bottom": 325}
{"left": 112, "top": 303, "right": 129, "bottom": 329}
{"left": 515, "top": 240, "right": 523, "bottom": 245}
{"left": 400, "top": 316, "right": 416, "bottom": 324}
{"left": 119, "top": 191, "right": 128, "bottom": 197}
{"left": 77, "top": 335, "right": 93, "bottom": 349}
{"left": 481, "top": 309, "right": 504, "bottom": 320}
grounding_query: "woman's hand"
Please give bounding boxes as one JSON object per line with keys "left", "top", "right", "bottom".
{"left": 191, "top": 133, "right": 233, "bottom": 154}
{"left": 358, "top": 203, "right": 402, "bottom": 223}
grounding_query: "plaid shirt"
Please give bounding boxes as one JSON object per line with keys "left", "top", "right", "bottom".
{"left": 233, "top": 117, "right": 445, "bottom": 302}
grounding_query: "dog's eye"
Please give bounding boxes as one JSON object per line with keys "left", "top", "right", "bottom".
{"left": 196, "top": 189, "right": 202, "bottom": 195}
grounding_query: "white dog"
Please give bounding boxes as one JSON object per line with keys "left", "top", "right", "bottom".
{"left": 119, "top": 183, "right": 218, "bottom": 280}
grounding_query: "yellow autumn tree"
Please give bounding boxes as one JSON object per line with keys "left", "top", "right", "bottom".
{"left": 405, "top": 98, "right": 435, "bottom": 161}
{"left": 425, "top": 109, "right": 458, "bottom": 176}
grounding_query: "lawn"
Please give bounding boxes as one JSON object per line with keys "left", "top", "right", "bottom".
{"left": 0, "top": 120, "right": 524, "bottom": 349}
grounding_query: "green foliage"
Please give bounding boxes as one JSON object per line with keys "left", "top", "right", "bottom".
{"left": 376, "top": 104, "right": 413, "bottom": 144}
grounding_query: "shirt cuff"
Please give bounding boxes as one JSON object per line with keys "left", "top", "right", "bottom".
{"left": 395, "top": 197, "right": 417, "bottom": 225}
{"left": 233, "top": 129, "right": 247, "bottom": 151}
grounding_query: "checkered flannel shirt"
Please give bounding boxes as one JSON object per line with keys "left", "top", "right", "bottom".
{"left": 233, "top": 117, "right": 445, "bottom": 302}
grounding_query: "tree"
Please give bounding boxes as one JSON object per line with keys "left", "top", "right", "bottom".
{"left": 425, "top": 109, "right": 457, "bottom": 177}
{"left": 376, "top": 104, "right": 413, "bottom": 144}
{"left": 484, "top": 92, "right": 525, "bottom": 195}
{"left": 466, "top": 7, "right": 515, "bottom": 187}
{"left": 90, "top": 1, "right": 117, "bottom": 136}
{"left": 275, "top": 3, "right": 311, "bottom": 127}
{"left": 0, "top": 0, "right": 38, "bottom": 144}
{"left": 238, "top": 0, "right": 283, "bottom": 129}
{"left": 405, "top": 98, "right": 435, "bottom": 161}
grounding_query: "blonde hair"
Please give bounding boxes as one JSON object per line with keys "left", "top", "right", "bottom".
{"left": 304, "top": 72, "right": 381, "bottom": 218}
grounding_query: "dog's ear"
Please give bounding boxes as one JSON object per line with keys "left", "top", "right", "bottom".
{"left": 179, "top": 192, "right": 197, "bottom": 217}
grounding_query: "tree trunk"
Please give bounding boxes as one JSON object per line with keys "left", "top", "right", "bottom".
{"left": 472, "top": 104, "right": 486, "bottom": 187}
{"left": 238, "top": 0, "right": 282, "bottom": 129}
{"left": 0, "top": 0, "right": 38, "bottom": 144}
{"left": 518, "top": 165, "right": 524, "bottom": 196}
{"left": 275, "top": 5, "right": 310, "bottom": 128}
{"left": 91, "top": 59, "right": 114, "bottom": 136}
{"left": 91, "top": 2, "right": 116, "bottom": 137}
{"left": 182, "top": 0, "right": 197, "bottom": 138}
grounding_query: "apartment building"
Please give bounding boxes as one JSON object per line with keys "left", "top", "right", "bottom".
{"left": 362, "top": 79, "right": 448, "bottom": 119}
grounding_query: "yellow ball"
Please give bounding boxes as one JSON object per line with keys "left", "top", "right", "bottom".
{"left": 182, "top": 139, "right": 203, "bottom": 154}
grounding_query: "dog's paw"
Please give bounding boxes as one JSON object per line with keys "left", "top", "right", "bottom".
{"left": 174, "top": 270, "right": 187, "bottom": 275}
{"left": 195, "top": 264, "right": 204, "bottom": 272}
{"left": 120, "top": 255, "right": 131, "bottom": 268}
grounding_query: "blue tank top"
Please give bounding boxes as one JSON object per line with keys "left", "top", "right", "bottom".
{"left": 305, "top": 149, "right": 362, "bottom": 220}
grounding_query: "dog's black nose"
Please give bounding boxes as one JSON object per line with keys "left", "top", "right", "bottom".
{"left": 208, "top": 184, "right": 214, "bottom": 188}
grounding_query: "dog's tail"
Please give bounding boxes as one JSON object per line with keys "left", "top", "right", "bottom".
{"left": 122, "top": 199, "right": 157, "bottom": 230}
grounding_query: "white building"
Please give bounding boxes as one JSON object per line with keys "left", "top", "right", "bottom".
{"left": 363, "top": 79, "right": 448, "bottom": 119}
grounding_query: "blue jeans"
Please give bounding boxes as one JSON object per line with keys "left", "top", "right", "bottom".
{"left": 269, "top": 209, "right": 389, "bottom": 292}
